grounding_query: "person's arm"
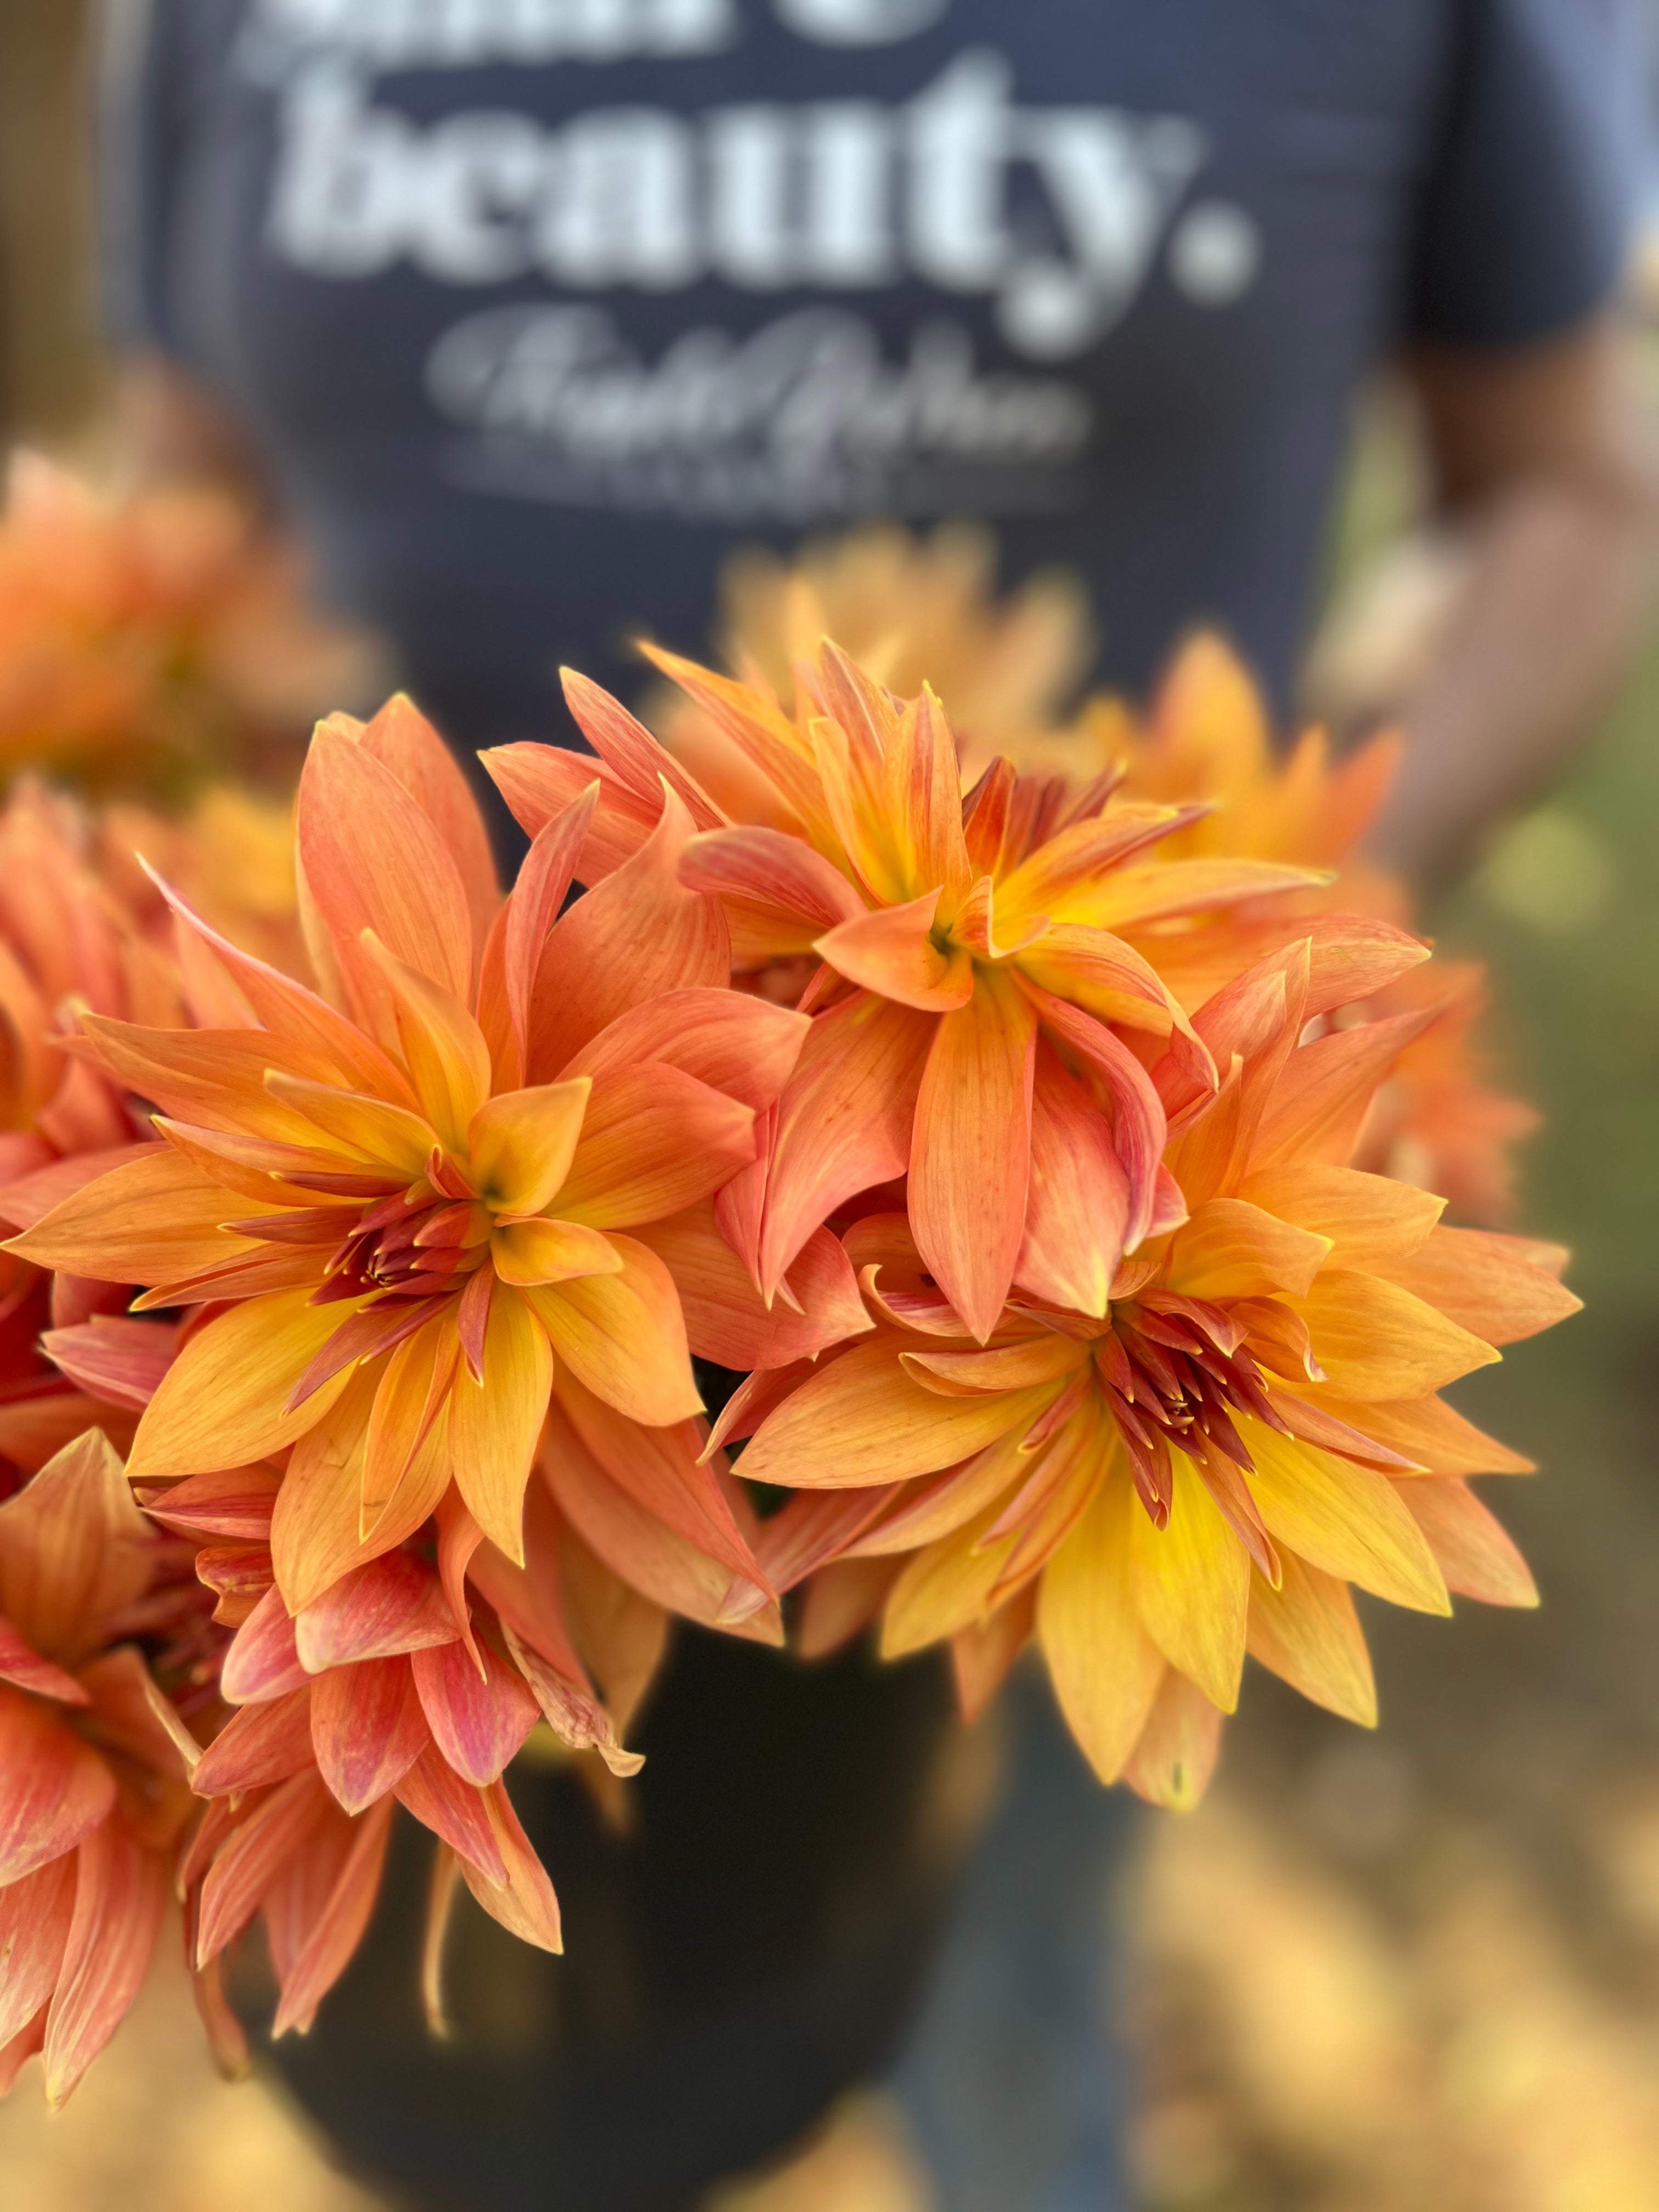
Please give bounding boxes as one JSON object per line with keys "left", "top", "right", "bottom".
{"left": 1364, "top": 314, "right": 1659, "bottom": 885}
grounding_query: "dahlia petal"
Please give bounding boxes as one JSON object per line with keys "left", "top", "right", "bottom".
{"left": 311, "top": 1657, "right": 430, "bottom": 1813}
{"left": 362, "top": 1320, "right": 458, "bottom": 1534}
{"left": 296, "top": 1550, "right": 460, "bottom": 1672}
{"left": 1037, "top": 1472, "right": 1166, "bottom": 1783}
{"left": 1251, "top": 1007, "right": 1441, "bottom": 1172}
{"left": 527, "top": 786, "right": 730, "bottom": 1079}
{"left": 1122, "top": 1670, "right": 1223, "bottom": 1811}
{"left": 468, "top": 1080, "right": 592, "bottom": 1218}
{"left": 274, "top": 1367, "right": 444, "bottom": 1611}
{"left": 0, "top": 1141, "right": 156, "bottom": 1233}
{"left": 195, "top": 1772, "right": 335, "bottom": 1965}
{"left": 798, "top": 1556, "right": 903, "bottom": 1660}
{"left": 679, "top": 824, "right": 863, "bottom": 951}
{"left": 353, "top": 693, "right": 500, "bottom": 963}
{"left": 297, "top": 721, "right": 475, "bottom": 1009}
{"left": 739, "top": 1340, "right": 1054, "bottom": 1491}
{"left": 551, "top": 1377, "right": 759, "bottom": 1584}
{"left": 814, "top": 891, "right": 975, "bottom": 1013}
{"left": 632, "top": 1204, "right": 870, "bottom": 1368}
{"left": 1067, "top": 856, "right": 1330, "bottom": 931}
{"left": 460, "top": 1781, "right": 563, "bottom": 1954}
{"left": 73, "top": 1018, "right": 358, "bottom": 1144}
{"left": 497, "top": 786, "right": 600, "bottom": 1081}
{"left": 1014, "top": 1043, "right": 1131, "bottom": 1318}
{"left": 500, "top": 1625, "right": 642, "bottom": 1779}
{"left": 1015, "top": 979, "right": 1167, "bottom": 1255}
{"left": 491, "top": 1217, "right": 620, "bottom": 1289}
{"left": 1167, "top": 1198, "right": 1332, "bottom": 1302}
{"left": 4, "top": 1146, "right": 266, "bottom": 1285}
{"left": 75, "top": 1648, "right": 196, "bottom": 1781}
{"left": 1296, "top": 915, "right": 1432, "bottom": 1018}
{"left": 0, "top": 1617, "right": 86, "bottom": 1705}
{"left": 263, "top": 1070, "right": 438, "bottom": 1180}
{"left": 951, "top": 1586, "right": 1037, "bottom": 1723}
{"left": 1399, "top": 1477, "right": 1538, "bottom": 1607}
{"left": 994, "top": 804, "right": 1192, "bottom": 924}
{"left": 0, "top": 1855, "right": 74, "bottom": 2049}
{"left": 270, "top": 1795, "right": 396, "bottom": 2038}
{"left": 482, "top": 743, "right": 659, "bottom": 876}
{"left": 1291, "top": 1271, "right": 1499, "bottom": 1400}
{"left": 1240, "top": 1163, "right": 1444, "bottom": 1268}
{"left": 411, "top": 1640, "right": 538, "bottom": 1787}
{"left": 1307, "top": 1392, "right": 1534, "bottom": 1477}
{"left": 885, "top": 682, "right": 974, "bottom": 903}
{"left": 878, "top": 1503, "right": 1019, "bottom": 1658}
{"left": 0, "top": 1429, "right": 151, "bottom": 1666}
{"left": 40, "top": 1318, "right": 180, "bottom": 1409}
{"left": 563, "top": 986, "right": 808, "bottom": 1113}
{"left": 641, "top": 641, "right": 826, "bottom": 833}
{"left": 900, "top": 1338, "right": 1084, "bottom": 1397}
{"left": 529, "top": 1238, "right": 699, "bottom": 1427}
{"left": 560, "top": 667, "right": 726, "bottom": 829}
{"left": 1240, "top": 1423, "right": 1450, "bottom": 1615}
{"left": 394, "top": 1746, "right": 506, "bottom": 1883}
{"left": 41, "top": 1820, "right": 166, "bottom": 2107}
{"left": 358, "top": 934, "right": 492, "bottom": 1153}
{"left": 755, "top": 1488, "right": 903, "bottom": 1592}
{"left": 1245, "top": 1551, "right": 1378, "bottom": 1726}
{"left": 552, "top": 1065, "right": 754, "bottom": 1230}
{"left": 1129, "top": 1455, "right": 1250, "bottom": 1713}
{"left": 220, "top": 1587, "right": 311, "bottom": 1706}
{"left": 554, "top": 1522, "right": 669, "bottom": 1734}
{"left": 193, "top": 1689, "right": 316, "bottom": 1796}
{"left": 1381, "top": 1226, "right": 1583, "bottom": 1347}
{"left": 139, "top": 1464, "right": 283, "bottom": 1542}
{"left": 916, "top": 979, "right": 1039, "bottom": 1340}
{"left": 127, "top": 1289, "right": 361, "bottom": 1485}
{"left": 448, "top": 1286, "right": 554, "bottom": 1564}
{"left": 755, "top": 990, "right": 934, "bottom": 1300}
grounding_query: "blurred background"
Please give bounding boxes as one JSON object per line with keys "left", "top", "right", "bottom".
{"left": 3, "top": 4, "right": 1659, "bottom": 2208}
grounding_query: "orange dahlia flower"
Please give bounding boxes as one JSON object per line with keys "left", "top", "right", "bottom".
{"left": 486, "top": 647, "right": 1374, "bottom": 1344}
{"left": 0, "top": 1431, "right": 205, "bottom": 2102}
{"left": 727, "top": 931, "right": 1579, "bottom": 1808}
{"left": 0, "top": 453, "right": 377, "bottom": 795}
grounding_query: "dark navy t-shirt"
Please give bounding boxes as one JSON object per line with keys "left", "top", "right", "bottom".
{"left": 105, "top": 0, "right": 1634, "bottom": 743}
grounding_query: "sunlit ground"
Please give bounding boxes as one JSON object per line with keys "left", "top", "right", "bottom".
{"left": 5, "top": 475, "right": 1659, "bottom": 2212}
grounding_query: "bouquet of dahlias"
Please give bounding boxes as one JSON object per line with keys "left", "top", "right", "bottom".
{"left": 0, "top": 627, "right": 1576, "bottom": 2104}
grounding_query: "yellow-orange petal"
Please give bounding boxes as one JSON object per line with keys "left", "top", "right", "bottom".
{"left": 490, "top": 1218, "right": 622, "bottom": 1289}
{"left": 1291, "top": 1270, "right": 1498, "bottom": 1401}
{"left": 1240, "top": 1421, "right": 1450, "bottom": 1615}
{"left": 1244, "top": 1551, "right": 1378, "bottom": 1725}
{"left": 814, "top": 890, "right": 974, "bottom": 1014}
{"left": 1129, "top": 1457, "right": 1250, "bottom": 1714}
{"left": 4, "top": 1148, "right": 272, "bottom": 1287}
{"left": 358, "top": 932, "right": 492, "bottom": 1153}
{"left": 1166, "top": 1197, "right": 1332, "bottom": 1302}
{"left": 527, "top": 1237, "right": 701, "bottom": 1428}
{"left": 551, "top": 1065, "right": 754, "bottom": 1231}
{"left": 448, "top": 1288, "right": 554, "bottom": 1564}
{"left": 1121, "top": 1669, "right": 1223, "bottom": 1811}
{"left": 468, "top": 1081, "right": 592, "bottom": 1218}
{"left": 1036, "top": 1468, "right": 1165, "bottom": 1782}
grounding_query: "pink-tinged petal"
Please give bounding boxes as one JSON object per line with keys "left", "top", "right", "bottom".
{"left": 1014, "top": 1041, "right": 1130, "bottom": 1319}
{"left": 527, "top": 787, "right": 730, "bottom": 1079}
{"left": 815, "top": 890, "right": 975, "bottom": 1014}
{"left": 0, "top": 1686, "right": 113, "bottom": 1886}
{"left": 753, "top": 1489, "right": 902, "bottom": 1595}
{"left": 448, "top": 1285, "right": 554, "bottom": 1564}
{"left": 1398, "top": 1477, "right": 1538, "bottom": 1608}
{"left": 552, "top": 1064, "right": 755, "bottom": 1231}
{"left": 220, "top": 1586, "right": 311, "bottom": 1706}
{"left": 909, "top": 970, "right": 1036, "bottom": 1344}
{"left": 493, "top": 787, "right": 600, "bottom": 1085}
{"left": 1017, "top": 922, "right": 1201, "bottom": 1047}
{"left": 551, "top": 1375, "right": 760, "bottom": 1587}
{"left": 0, "top": 1430, "right": 153, "bottom": 1667}
{"left": 0, "top": 1140, "right": 158, "bottom": 1234}
{"left": 394, "top": 1745, "right": 506, "bottom": 1882}
{"left": 0, "top": 1856, "right": 75, "bottom": 2049}
{"left": 273, "top": 1367, "right": 448, "bottom": 1613}
{"left": 757, "top": 991, "right": 935, "bottom": 1301}
{"left": 195, "top": 1772, "right": 335, "bottom": 1965}
{"left": 41, "top": 1820, "right": 166, "bottom": 2107}
{"left": 1380, "top": 1226, "right": 1582, "bottom": 1348}
{"left": 310, "top": 1657, "right": 431, "bottom": 1812}
{"left": 126, "top": 1290, "right": 360, "bottom": 1485}
{"left": 491, "top": 1217, "right": 621, "bottom": 1289}
{"left": 460, "top": 1781, "right": 562, "bottom": 1953}
{"left": 466, "top": 1485, "right": 588, "bottom": 1686}
{"left": 297, "top": 721, "right": 475, "bottom": 1016}
{"left": 1251, "top": 1007, "right": 1444, "bottom": 1172}
{"left": 143, "top": 867, "right": 419, "bottom": 1107}
{"left": 0, "top": 2007, "right": 46, "bottom": 2095}
{"left": 270, "top": 1795, "right": 396, "bottom": 2038}
{"left": 633, "top": 1203, "right": 872, "bottom": 1368}
{"left": 1290, "top": 915, "right": 1432, "bottom": 1021}
{"left": 139, "top": 1464, "right": 282, "bottom": 1542}
{"left": 642, "top": 640, "right": 827, "bottom": 834}
{"left": 560, "top": 668, "right": 726, "bottom": 829}
{"left": 74, "top": 1649, "right": 197, "bottom": 1781}
{"left": 735, "top": 1341, "right": 1051, "bottom": 1491}
{"left": 0, "top": 1615, "right": 87, "bottom": 1705}
{"left": 39, "top": 1319, "right": 179, "bottom": 1411}
{"left": 563, "top": 987, "right": 808, "bottom": 1113}
{"left": 1014, "top": 975, "right": 1167, "bottom": 1255}
{"left": 500, "top": 1623, "right": 642, "bottom": 1778}
{"left": 529, "top": 1237, "right": 701, "bottom": 1427}
{"left": 680, "top": 825, "right": 864, "bottom": 951}
{"left": 482, "top": 744, "right": 659, "bottom": 878}
{"left": 70, "top": 1019, "right": 353, "bottom": 1147}
{"left": 468, "top": 1079, "right": 592, "bottom": 1217}
{"left": 4, "top": 1146, "right": 267, "bottom": 1287}
{"left": 192, "top": 1689, "right": 315, "bottom": 1797}
{"left": 295, "top": 1550, "right": 461, "bottom": 1672}
{"left": 411, "top": 1640, "right": 538, "bottom": 1787}
{"left": 353, "top": 694, "right": 500, "bottom": 967}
